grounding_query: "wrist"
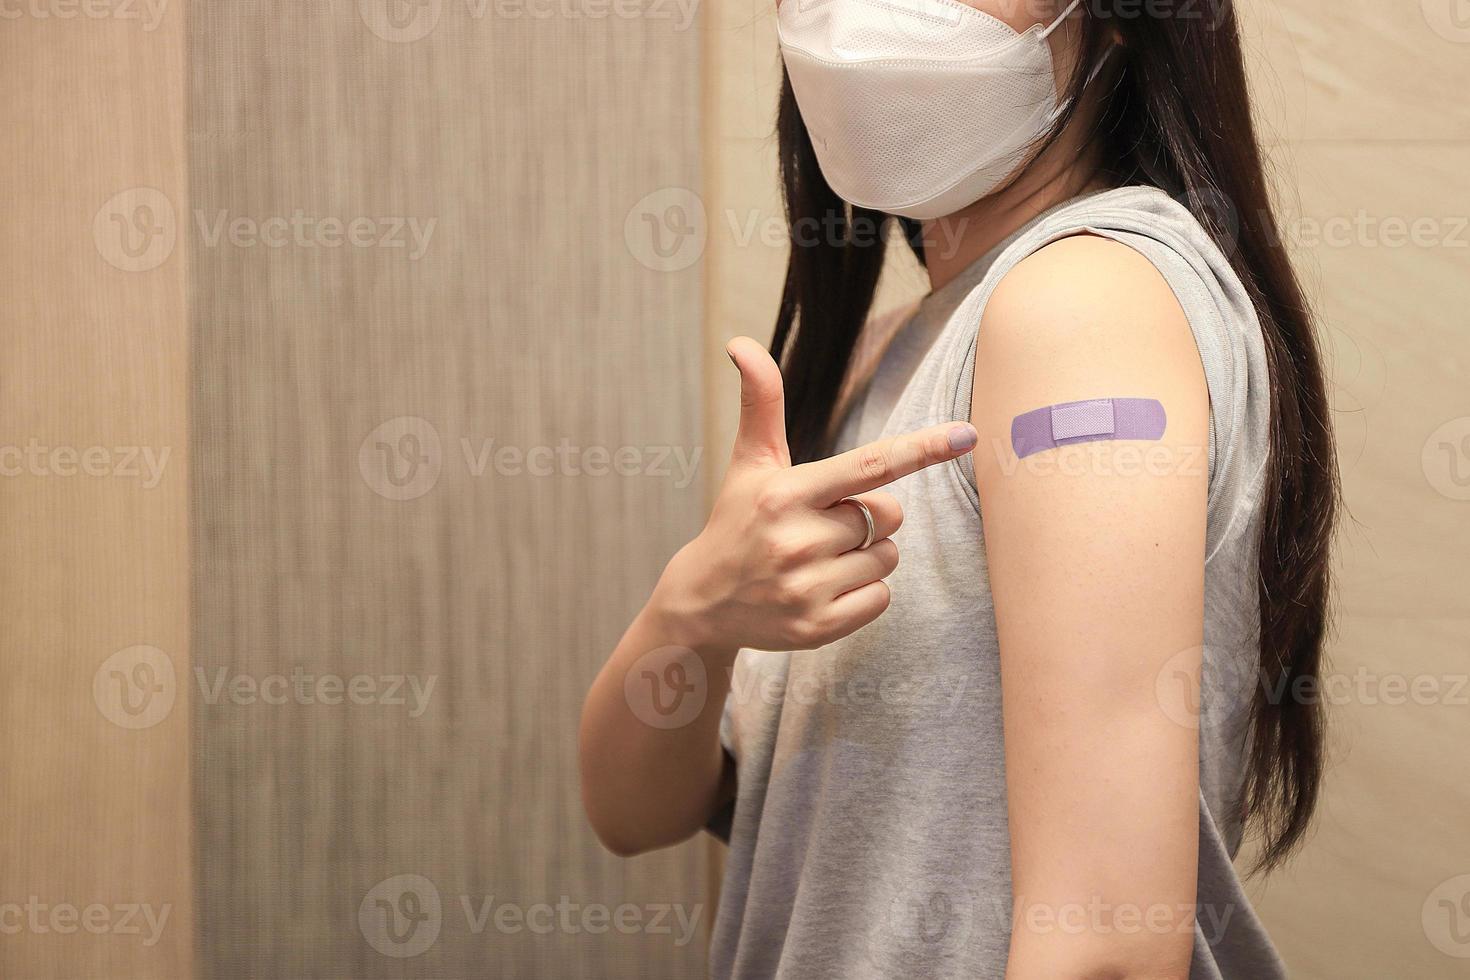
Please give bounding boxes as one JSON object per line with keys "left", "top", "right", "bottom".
{"left": 645, "top": 544, "right": 733, "bottom": 661}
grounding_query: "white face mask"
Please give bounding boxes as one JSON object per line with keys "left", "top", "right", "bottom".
{"left": 778, "top": 0, "right": 1086, "bottom": 219}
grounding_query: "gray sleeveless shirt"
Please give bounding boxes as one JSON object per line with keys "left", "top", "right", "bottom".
{"left": 709, "top": 186, "right": 1287, "bottom": 980}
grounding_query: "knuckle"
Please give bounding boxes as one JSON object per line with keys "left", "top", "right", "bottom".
{"left": 856, "top": 446, "right": 891, "bottom": 483}
{"left": 754, "top": 480, "right": 797, "bottom": 517}
{"left": 920, "top": 431, "right": 948, "bottom": 465}
{"left": 767, "top": 529, "right": 815, "bottom": 567}
{"left": 872, "top": 581, "right": 893, "bottom": 613}
{"left": 740, "top": 383, "right": 777, "bottom": 412}
{"left": 772, "top": 574, "right": 810, "bottom": 610}
{"left": 788, "top": 616, "right": 829, "bottom": 651}
{"left": 784, "top": 623, "right": 812, "bottom": 650}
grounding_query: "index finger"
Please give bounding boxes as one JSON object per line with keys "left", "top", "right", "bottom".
{"left": 792, "top": 421, "right": 979, "bottom": 504}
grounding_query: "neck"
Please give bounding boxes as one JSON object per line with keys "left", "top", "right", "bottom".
{"left": 919, "top": 154, "right": 1111, "bottom": 292}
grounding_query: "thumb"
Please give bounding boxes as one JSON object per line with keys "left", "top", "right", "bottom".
{"left": 726, "top": 336, "right": 790, "bottom": 467}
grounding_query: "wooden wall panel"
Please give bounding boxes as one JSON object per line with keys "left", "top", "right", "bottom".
{"left": 1240, "top": 3, "right": 1470, "bottom": 973}
{"left": 187, "top": 3, "right": 706, "bottom": 977}
{"left": 0, "top": 7, "right": 193, "bottom": 980}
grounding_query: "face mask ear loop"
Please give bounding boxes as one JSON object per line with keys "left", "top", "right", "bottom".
{"left": 1038, "top": 0, "right": 1085, "bottom": 39}
{"left": 1043, "top": 30, "right": 1115, "bottom": 124}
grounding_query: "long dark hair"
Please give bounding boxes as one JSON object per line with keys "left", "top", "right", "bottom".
{"left": 770, "top": 0, "right": 1338, "bottom": 871}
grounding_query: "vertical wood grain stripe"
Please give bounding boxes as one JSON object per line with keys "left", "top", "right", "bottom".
{"left": 188, "top": 2, "right": 706, "bottom": 976}
{"left": 0, "top": 7, "right": 194, "bottom": 980}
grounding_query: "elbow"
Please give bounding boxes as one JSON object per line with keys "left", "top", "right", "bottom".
{"left": 591, "top": 825, "right": 661, "bottom": 859}
{"left": 582, "top": 790, "right": 655, "bottom": 859}
{"left": 583, "top": 801, "right": 693, "bottom": 858}
{"left": 1029, "top": 960, "right": 1190, "bottom": 980}
{"left": 578, "top": 761, "right": 639, "bottom": 858}
{"left": 1074, "top": 945, "right": 1194, "bottom": 980}
{"left": 576, "top": 689, "right": 723, "bottom": 858}
{"left": 577, "top": 736, "right": 681, "bottom": 859}
{"left": 1007, "top": 932, "right": 1193, "bottom": 980}
{"left": 581, "top": 773, "right": 705, "bottom": 857}
{"left": 580, "top": 785, "right": 647, "bottom": 857}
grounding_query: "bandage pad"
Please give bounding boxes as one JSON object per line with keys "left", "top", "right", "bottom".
{"left": 1010, "top": 397, "right": 1167, "bottom": 459}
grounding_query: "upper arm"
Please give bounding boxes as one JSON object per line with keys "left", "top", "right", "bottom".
{"left": 969, "top": 235, "right": 1209, "bottom": 979}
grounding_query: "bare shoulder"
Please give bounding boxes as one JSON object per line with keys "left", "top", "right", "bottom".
{"left": 969, "top": 233, "right": 1209, "bottom": 481}
{"left": 980, "top": 233, "right": 1197, "bottom": 364}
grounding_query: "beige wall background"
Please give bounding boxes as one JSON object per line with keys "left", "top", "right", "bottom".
{"left": 186, "top": 2, "right": 708, "bottom": 976}
{"left": 0, "top": 9, "right": 193, "bottom": 980}
{"left": 4, "top": 0, "right": 708, "bottom": 977}
{"left": 701, "top": 0, "right": 1470, "bottom": 976}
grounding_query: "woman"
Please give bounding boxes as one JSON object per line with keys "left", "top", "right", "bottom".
{"left": 580, "top": 0, "right": 1338, "bottom": 976}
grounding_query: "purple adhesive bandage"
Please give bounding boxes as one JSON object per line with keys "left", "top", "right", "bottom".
{"left": 1010, "top": 397, "right": 1167, "bottom": 459}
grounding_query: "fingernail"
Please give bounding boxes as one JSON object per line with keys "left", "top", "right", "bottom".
{"left": 948, "top": 423, "right": 978, "bottom": 453}
{"left": 725, "top": 348, "right": 738, "bottom": 368}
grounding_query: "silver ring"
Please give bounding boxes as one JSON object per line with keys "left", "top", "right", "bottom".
{"left": 839, "top": 496, "right": 876, "bottom": 551}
